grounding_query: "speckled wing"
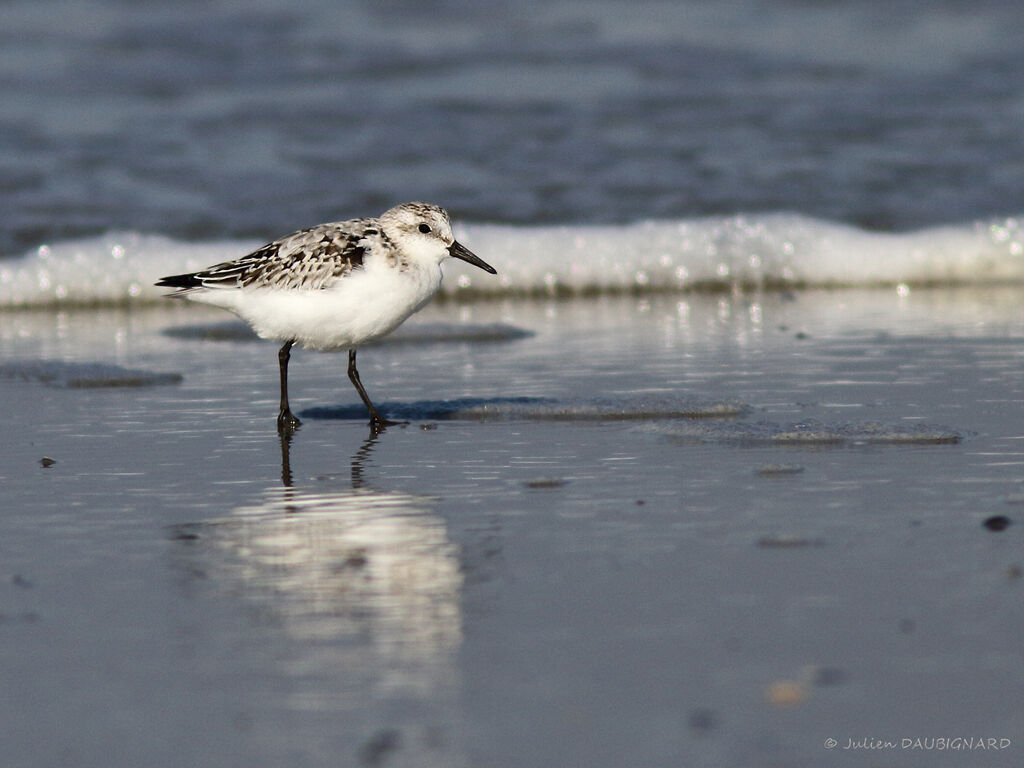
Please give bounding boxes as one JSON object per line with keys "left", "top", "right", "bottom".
{"left": 157, "top": 219, "right": 376, "bottom": 292}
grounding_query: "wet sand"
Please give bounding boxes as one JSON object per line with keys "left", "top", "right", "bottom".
{"left": 0, "top": 289, "right": 1021, "bottom": 767}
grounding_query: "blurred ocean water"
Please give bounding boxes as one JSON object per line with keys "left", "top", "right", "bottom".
{"left": 1, "top": 0, "right": 1023, "bottom": 256}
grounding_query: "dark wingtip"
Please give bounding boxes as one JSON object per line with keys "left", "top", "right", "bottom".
{"left": 154, "top": 273, "right": 201, "bottom": 289}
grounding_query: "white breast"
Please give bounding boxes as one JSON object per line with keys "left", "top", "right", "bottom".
{"left": 189, "top": 258, "right": 444, "bottom": 351}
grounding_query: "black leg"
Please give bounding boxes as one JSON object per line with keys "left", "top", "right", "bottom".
{"left": 347, "top": 349, "right": 399, "bottom": 430}
{"left": 277, "top": 340, "right": 300, "bottom": 433}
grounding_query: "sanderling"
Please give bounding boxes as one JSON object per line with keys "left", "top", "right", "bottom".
{"left": 156, "top": 202, "right": 496, "bottom": 432}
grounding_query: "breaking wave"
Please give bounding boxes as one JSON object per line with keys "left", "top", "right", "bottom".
{"left": 1, "top": 213, "right": 1022, "bottom": 307}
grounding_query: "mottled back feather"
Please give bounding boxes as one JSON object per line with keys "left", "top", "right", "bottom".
{"left": 155, "top": 202, "right": 474, "bottom": 299}
{"left": 157, "top": 220, "right": 381, "bottom": 293}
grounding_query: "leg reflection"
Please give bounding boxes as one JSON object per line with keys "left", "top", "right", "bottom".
{"left": 277, "top": 422, "right": 384, "bottom": 491}
{"left": 279, "top": 426, "right": 297, "bottom": 487}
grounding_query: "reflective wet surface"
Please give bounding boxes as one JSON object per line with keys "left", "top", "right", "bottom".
{"left": 1, "top": 290, "right": 1022, "bottom": 767}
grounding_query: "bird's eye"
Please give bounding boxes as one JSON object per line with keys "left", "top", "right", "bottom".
{"left": 418, "top": 223, "right": 431, "bottom": 234}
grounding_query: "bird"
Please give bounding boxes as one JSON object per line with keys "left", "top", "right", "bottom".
{"left": 156, "top": 202, "right": 497, "bottom": 433}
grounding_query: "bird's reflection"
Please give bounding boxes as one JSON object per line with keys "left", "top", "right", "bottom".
{"left": 278, "top": 423, "right": 380, "bottom": 490}
{"left": 173, "top": 423, "right": 463, "bottom": 697}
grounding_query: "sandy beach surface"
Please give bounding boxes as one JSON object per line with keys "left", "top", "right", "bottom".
{"left": 0, "top": 288, "right": 1021, "bottom": 767}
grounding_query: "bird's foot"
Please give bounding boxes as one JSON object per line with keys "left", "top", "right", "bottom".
{"left": 368, "top": 415, "right": 406, "bottom": 434}
{"left": 277, "top": 409, "right": 301, "bottom": 435}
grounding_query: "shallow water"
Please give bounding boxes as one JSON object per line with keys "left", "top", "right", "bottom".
{"left": 1, "top": 288, "right": 1021, "bottom": 767}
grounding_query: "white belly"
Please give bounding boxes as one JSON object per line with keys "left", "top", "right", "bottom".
{"left": 189, "top": 261, "right": 444, "bottom": 351}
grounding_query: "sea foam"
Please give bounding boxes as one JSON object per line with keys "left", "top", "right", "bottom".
{"left": 1, "top": 214, "right": 1022, "bottom": 307}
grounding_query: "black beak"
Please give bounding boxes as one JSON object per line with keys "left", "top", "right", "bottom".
{"left": 449, "top": 241, "right": 497, "bottom": 274}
